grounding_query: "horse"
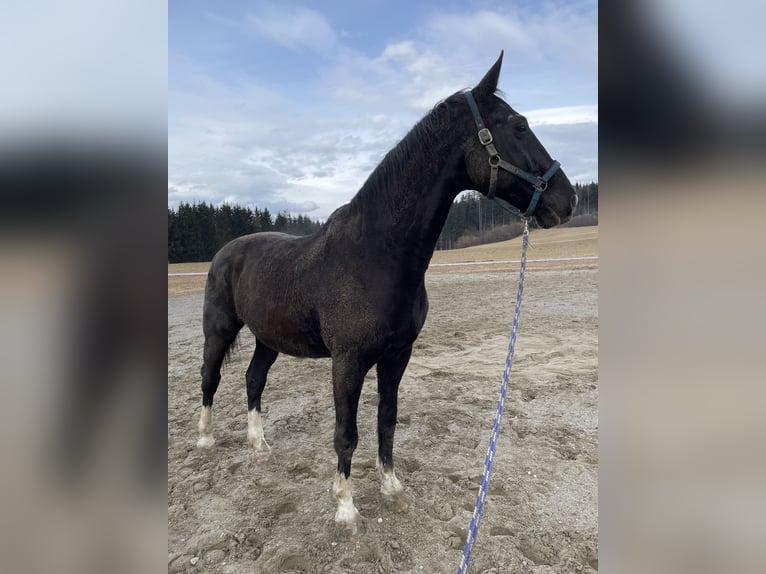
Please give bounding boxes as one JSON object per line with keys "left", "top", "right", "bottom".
{"left": 195, "top": 52, "right": 578, "bottom": 535}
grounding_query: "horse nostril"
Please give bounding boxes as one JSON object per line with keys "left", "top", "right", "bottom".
{"left": 570, "top": 194, "right": 578, "bottom": 210}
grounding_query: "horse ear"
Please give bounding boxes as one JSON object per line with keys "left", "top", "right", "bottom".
{"left": 475, "top": 51, "right": 504, "bottom": 96}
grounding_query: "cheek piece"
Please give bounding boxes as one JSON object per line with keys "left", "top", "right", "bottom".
{"left": 464, "top": 90, "right": 560, "bottom": 218}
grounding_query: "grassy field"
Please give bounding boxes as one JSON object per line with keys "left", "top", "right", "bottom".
{"left": 168, "top": 226, "right": 598, "bottom": 295}
{"left": 429, "top": 226, "right": 597, "bottom": 272}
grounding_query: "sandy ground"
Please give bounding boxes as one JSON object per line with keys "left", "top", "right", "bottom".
{"left": 168, "top": 228, "right": 598, "bottom": 573}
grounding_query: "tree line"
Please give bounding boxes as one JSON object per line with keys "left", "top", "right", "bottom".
{"left": 168, "top": 182, "right": 596, "bottom": 262}
{"left": 168, "top": 202, "right": 322, "bottom": 263}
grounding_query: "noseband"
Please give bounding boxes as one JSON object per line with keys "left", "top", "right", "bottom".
{"left": 464, "top": 91, "right": 561, "bottom": 218}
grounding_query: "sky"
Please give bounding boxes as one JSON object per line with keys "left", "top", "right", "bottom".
{"left": 169, "top": 0, "right": 598, "bottom": 220}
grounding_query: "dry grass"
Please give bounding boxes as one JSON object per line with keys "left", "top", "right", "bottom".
{"left": 167, "top": 226, "right": 598, "bottom": 295}
{"left": 168, "top": 262, "right": 210, "bottom": 296}
{"left": 168, "top": 262, "right": 211, "bottom": 274}
{"left": 168, "top": 275, "right": 207, "bottom": 296}
{"left": 429, "top": 226, "right": 598, "bottom": 273}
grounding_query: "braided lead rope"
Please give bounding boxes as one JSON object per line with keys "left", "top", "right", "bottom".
{"left": 456, "top": 219, "right": 529, "bottom": 574}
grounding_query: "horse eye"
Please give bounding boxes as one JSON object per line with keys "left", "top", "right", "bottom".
{"left": 515, "top": 123, "right": 527, "bottom": 133}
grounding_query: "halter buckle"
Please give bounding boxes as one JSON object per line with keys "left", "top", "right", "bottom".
{"left": 478, "top": 128, "right": 493, "bottom": 146}
{"left": 534, "top": 177, "right": 549, "bottom": 192}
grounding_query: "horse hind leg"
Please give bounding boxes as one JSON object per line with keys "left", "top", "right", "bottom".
{"left": 196, "top": 297, "right": 242, "bottom": 448}
{"left": 245, "top": 340, "right": 278, "bottom": 463}
{"left": 376, "top": 345, "right": 413, "bottom": 512}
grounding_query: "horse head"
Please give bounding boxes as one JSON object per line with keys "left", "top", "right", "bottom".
{"left": 462, "top": 52, "right": 578, "bottom": 228}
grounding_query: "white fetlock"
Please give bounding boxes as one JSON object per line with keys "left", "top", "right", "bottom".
{"left": 197, "top": 406, "right": 215, "bottom": 448}
{"left": 248, "top": 410, "right": 272, "bottom": 463}
{"left": 196, "top": 435, "right": 215, "bottom": 448}
{"left": 378, "top": 457, "right": 410, "bottom": 512}
{"left": 333, "top": 473, "right": 363, "bottom": 535}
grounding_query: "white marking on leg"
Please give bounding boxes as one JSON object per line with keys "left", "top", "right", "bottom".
{"left": 333, "top": 472, "right": 361, "bottom": 528}
{"left": 196, "top": 406, "right": 215, "bottom": 448}
{"left": 247, "top": 409, "right": 271, "bottom": 463}
{"left": 377, "top": 456, "right": 410, "bottom": 512}
{"left": 377, "top": 456, "right": 404, "bottom": 496}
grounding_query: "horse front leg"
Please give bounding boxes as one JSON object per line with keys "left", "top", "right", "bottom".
{"left": 376, "top": 345, "right": 412, "bottom": 512}
{"left": 331, "top": 351, "right": 371, "bottom": 536}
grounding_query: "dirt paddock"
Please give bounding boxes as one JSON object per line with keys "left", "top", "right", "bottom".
{"left": 168, "top": 227, "right": 598, "bottom": 573}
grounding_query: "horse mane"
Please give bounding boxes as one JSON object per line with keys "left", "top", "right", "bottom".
{"left": 320, "top": 88, "right": 513, "bottom": 232}
{"left": 347, "top": 92, "right": 464, "bottom": 217}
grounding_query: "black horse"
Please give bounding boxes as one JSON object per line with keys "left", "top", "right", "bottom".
{"left": 196, "top": 53, "right": 577, "bottom": 535}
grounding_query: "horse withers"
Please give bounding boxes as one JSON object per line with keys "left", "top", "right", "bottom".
{"left": 195, "top": 52, "right": 577, "bottom": 535}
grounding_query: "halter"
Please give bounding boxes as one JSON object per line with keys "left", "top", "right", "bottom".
{"left": 464, "top": 90, "right": 561, "bottom": 219}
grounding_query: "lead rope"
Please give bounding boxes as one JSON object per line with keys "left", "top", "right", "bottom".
{"left": 456, "top": 218, "right": 529, "bottom": 574}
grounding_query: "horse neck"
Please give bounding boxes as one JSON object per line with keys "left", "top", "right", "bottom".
{"left": 350, "top": 123, "right": 469, "bottom": 274}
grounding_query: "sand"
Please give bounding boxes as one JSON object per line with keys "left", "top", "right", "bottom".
{"left": 168, "top": 227, "right": 598, "bottom": 573}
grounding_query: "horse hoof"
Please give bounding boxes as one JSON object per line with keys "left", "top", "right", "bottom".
{"left": 334, "top": 515, "right": 365, "bottom": 538}
{"left": 253, "top": 447, "right": 271, "bottom": 464}
{"left": 196, "top": 436, "right": 215, "bottom": 449}
{"left": 334, "top": 500, "right": 365, "bottom": 537}
{"left": 382, "top": 491, "right": 411, "bottom": 513}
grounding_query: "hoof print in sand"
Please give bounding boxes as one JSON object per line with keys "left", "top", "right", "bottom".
{"left": 382, "top": 491, "right": 411, "bottom": 513}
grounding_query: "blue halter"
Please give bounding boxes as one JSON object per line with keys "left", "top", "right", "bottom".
{"left": 464, "top": 90, "right": 561, "bottom": 219}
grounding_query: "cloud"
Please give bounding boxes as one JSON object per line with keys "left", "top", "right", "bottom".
{"left": 169, "top": 3, "right": 598, "bottom": 218}
{"left": 246, "top": 4, "right": 337, "bottom": 55}
{"left": 428, "top": 11, "right": 536, "bottom": 61}
{"left": 380, "top": 41, "right": 418, "bottom": 61}
{"left": 318, "top": 3, "right": 597, "bottom": 114}
{"left": 533, "top": 122, "right": 599, "bottom": 183}
{"left": 425, "top": 6, "right": 598, "bottom": 75}
{"left": 526, "top": 105, "right": 599, "bottom": 127}
{"left": 168, "top": 67, "right": 408, "bottom": 217}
